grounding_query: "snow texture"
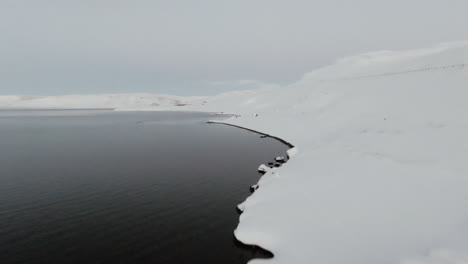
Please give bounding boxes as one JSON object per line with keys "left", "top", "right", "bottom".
{"left": 2, "top": 41, "right": 468, "bottom": 264}
{"left": 275, "top": 156, "right": 286, "bottom": 162}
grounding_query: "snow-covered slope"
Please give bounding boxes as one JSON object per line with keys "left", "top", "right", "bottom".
{"left": 2, "top": 41, "right": 468, "bottom": 263}
{"left": 176, "top": 41, "right": 468, "bottom": 264}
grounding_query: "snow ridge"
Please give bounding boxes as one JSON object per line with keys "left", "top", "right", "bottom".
{"left": 322, "top": 63, "right": 465, "bottom": 82}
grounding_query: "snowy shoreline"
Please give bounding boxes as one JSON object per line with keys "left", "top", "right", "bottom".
{"left": 2, "top": 41, "right": 468, "bottom": 263}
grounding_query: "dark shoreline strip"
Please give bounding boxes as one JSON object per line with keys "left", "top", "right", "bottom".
{"left": 233, "top": 237, "right": 274, "bottom": 259}
{"left": 206, "top": 121, "right": 294, "bottom": 148}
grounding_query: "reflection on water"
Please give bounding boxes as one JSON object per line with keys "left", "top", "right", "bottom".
{"left": 0, "top": 110, "right": 288, "bottom": 264}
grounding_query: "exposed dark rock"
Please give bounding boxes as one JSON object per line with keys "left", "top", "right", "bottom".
{"left": 250, "top": 184, "right": 259, "bottom": 193}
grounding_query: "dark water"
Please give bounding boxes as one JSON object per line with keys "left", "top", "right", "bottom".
{"left": 0, "top": 110, "right": 289, "bottom": 264}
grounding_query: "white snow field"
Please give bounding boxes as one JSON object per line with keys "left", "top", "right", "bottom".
{"left": 184, "top": 41, "right": 468, "bottom": 264}
{"left": 2, "top": 41, "right": 468, "bottom": 263}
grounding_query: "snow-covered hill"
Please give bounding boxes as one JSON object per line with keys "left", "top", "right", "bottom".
{"left": 176, "top": 41, "right": 468, "bottom": 264}
{"left": 0, "top": 93, "right": 205, "bottom": 109}
{"left": 2, "top": 41, "right": 468, "bottom": 264}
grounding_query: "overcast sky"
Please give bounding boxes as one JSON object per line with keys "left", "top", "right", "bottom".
{"left": 0, "top": 0, "right": 467, "bottom": 95}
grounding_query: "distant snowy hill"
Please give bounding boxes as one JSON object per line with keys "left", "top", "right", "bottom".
{"left": 0, "top": 94, "right": 205, "bottom": 109}
{"left": 3, "top": 41, "right": 468, "bottom": 264}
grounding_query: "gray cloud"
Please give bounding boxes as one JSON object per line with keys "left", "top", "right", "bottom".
{"left": 1, "top": 0, "right": 467, "bottom": 95}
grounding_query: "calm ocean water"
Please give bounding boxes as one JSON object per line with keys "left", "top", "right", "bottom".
{"left": 0, "top": 110, "right": 288, "bottom": 264}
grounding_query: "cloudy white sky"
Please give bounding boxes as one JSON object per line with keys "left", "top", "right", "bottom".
{"left": 0, "top": 0, "right": 467, "bottom": 95}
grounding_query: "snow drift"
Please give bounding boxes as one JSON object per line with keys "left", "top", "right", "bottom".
{"left": 2, "top": 41, "right": 468, "bottom": 264}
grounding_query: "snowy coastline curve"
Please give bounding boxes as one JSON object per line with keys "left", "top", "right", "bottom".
{"left": 207, "top": 120, "right": 296, "bottom": 259}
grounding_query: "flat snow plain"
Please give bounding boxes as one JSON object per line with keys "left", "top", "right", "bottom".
{"left": 2, "top": 41, "right": 468, "bottom": 264}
